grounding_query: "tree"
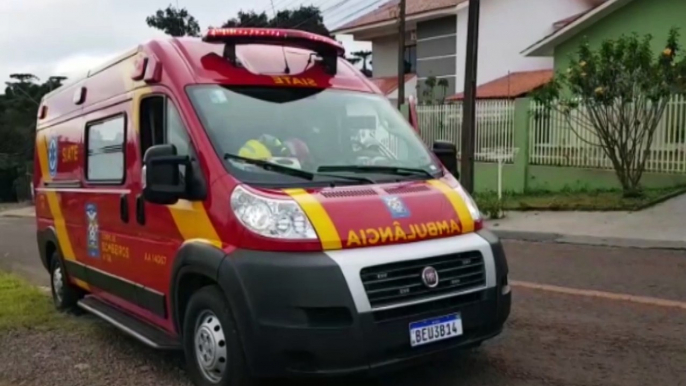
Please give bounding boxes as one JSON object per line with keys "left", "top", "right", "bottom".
{"left": 222, "top": 6, "right": 330, "bottom": 36}
{"left": 0, "top": 75, "right": 68, "bottom": 163}
{"left": 222, "top": 11, "right": 270, "bottom": 28}
{"left": 535, "top": 29, "right": 686, "bottom": 197}
{"left": 351, "top": 50, "right": 372, "bottom": 77}
{"left": 146, "top": 5, "right": 201, "bottom": 37}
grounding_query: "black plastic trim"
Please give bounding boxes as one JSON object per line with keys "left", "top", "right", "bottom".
{"left": 169, "top": 241, "right": 227, "bottom": 334}
{"left": 477, "top": 229, "right": 511, "bottom": 325}
{"left": 43, "top": 180, "right": 81, "bottom": 188}
{"left": 64, "top": 260, "right": 166, "bottom": 318}
{"left": 119, "top": 194, "right": 129, "bottom": 223}
{"left": 36, "top": 226, "right": 59, "bottom": 271}
{"left": 78, "top": 296, "right": 180, "bottom": 350}
{"left": 136, "top": 194, "right": 146, "bottom": 225}
{"left": 477, "top": 229, "right": 509, "bottom": 278}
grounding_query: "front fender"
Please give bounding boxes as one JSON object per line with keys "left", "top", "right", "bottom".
{"left": 169, "top": 241, "right": 256, "bottom": 372}
{"left": 36, "top": 226, "right": 60, "bottom": 271}
{"left": 169, "top": 241, "right": 227, "bottom": 333}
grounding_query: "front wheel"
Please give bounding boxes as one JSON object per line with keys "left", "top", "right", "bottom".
{"left": 183, "top": 285, "right": 253, "bottom": 386}
{"left": 49, "top": 253, "right": 81, "bottom": 311}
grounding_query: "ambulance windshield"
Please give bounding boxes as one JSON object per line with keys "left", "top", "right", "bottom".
{"left": 187, "top": 86, "right": 441, "bottom": 186}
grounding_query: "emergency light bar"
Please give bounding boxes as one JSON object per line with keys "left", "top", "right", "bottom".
{"left": 203, "top": 28, "right": 344, "bottom": 75}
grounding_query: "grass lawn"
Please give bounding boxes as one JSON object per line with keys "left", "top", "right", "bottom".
{"left": 0, "top": 272, "right": 75, "bottom": 331}
{"left": 475, "top": 186, "right": 686, "bottom": 215}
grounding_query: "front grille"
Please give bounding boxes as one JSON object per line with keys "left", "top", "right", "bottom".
{"left": 360, "top": 252, "right": 485, "bottom": 309}
{"left": 373, "top": 290, "right": 484, "bottom": 323}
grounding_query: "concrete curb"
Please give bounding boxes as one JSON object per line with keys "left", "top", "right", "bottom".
{"left": 0, "top": 213, "right": 35, "bottom": 219}
{"left": 493, "top": 230, "right": 686, "bottom": 250}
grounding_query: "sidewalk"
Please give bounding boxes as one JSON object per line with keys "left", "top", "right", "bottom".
{"left": 487, "top": 194, "right": 686, "bottom": 250}
{"left": 0, "top": 205, "right": 35, "bottom": 218}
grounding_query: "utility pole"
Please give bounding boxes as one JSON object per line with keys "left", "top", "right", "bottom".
{"left": 397, "top": 0, "right": 406, "bottom": 108}
{"left": 460, "top": 0, "right": 481, "bottom": 193}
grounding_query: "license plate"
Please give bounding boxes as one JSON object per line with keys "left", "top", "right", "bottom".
{"left": 409, "top": 314, "right": 462, "bottom": 347}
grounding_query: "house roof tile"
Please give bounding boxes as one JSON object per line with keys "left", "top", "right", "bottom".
{"left": 371, "top": 74, "right": 416, "bottom": 95}
{"left": 447, "top": 70, "right": 553, "bottom": 100}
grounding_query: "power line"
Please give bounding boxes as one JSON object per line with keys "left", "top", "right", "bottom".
{"left": 9, "top": 84, "right": 40, "bottom": 106}
{"left": 290, "top": 0, "right": 350, "bottom": 29}
{"left": 231, "top": 0, "right": 303, "bottom": 27}
{"left": 290, "top": 0, "right": 386, "bottom": 29}
{"left": 325, "top": 0, "right": 388, "bottom": 30}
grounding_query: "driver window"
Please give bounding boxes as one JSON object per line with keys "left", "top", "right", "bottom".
{"left": 166, "top": 100, "right": 191, "bottom": 158}
{"left": 139, "top": 95, "right": 192, "bottom": 159}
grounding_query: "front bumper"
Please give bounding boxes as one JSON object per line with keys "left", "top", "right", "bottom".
{"left": 218, "top": 230, "right": 511, "bottom": 378}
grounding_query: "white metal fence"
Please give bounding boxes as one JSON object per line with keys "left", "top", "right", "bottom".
{"left": 417, "top": 100, "right": 516, "bottom": 163}
{"left": 529, "top": 95, "right": 686, "bottom": 173}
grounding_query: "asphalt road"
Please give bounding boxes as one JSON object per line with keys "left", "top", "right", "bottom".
{"left": 1, "top": 216, "right": 686, "bottom": 386}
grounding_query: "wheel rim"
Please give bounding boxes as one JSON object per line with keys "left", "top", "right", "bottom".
{"left": 52, "top": 266, "right": 64, "bottom": 304}
{"left": 194, "top": 310, "right": 228, "bottom": 383}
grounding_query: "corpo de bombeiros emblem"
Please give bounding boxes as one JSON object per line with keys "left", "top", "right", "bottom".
{"left": 421, "top": 266, "right": 439, "bottom": 288}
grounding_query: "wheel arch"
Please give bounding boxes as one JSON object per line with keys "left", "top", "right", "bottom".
{"left": 36, "top": 226, "right": 60, "bottom": 271}
{"left": 170, "top": 241, "right": 232, "bottom": 335}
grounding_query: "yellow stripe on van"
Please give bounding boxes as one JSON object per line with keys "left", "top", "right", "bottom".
{"left": 284, "top": 189, "right": 342, "bottom": 250}
{"left": 36, "top": 133, "right": 90, "bottom": 290}
{"left": 168, "top": 200, "right": 222, "bottom": 248}
{"left": 427, "top": 180, "right": 475, "bottom": 234}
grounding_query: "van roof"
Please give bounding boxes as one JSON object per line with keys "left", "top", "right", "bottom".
{"left": 38, "top": 30, "right": 382, "bottom": 129}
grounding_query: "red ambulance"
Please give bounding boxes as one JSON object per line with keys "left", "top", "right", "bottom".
{"left": 34, "top": 28, "right": 511, "bottom": 386}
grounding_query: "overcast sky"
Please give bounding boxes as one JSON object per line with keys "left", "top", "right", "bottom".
{"left": 0, "top": 0, "right": 373, "bottom": 84}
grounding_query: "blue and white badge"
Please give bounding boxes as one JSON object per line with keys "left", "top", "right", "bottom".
{"left": 48, "top": 137, "right": 58, "bottom": 177}
{"left": 85, "top": 203, "right": 100, "bottom": 258}
{"left": 381, "top": 195, "right": 411, "bottom": 219}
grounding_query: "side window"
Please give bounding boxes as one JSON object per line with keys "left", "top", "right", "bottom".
{"left": 139, "top": 95, "right": 191, "bottom": 159}
{"left": 86, "top": 115, "right": 126, "bottom": 183}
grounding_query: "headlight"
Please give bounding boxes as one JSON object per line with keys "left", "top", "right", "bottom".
{"left": 454, "top": 183, "right": 483, "bottom": 224}
{"left": 230, "top": 185, "right": 317, "bottom": 240}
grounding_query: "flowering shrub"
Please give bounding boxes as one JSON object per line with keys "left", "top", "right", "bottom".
{"left": 535, "top": 28, "right": 686, "bottom": 197}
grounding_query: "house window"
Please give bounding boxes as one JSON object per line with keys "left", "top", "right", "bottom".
{"left": 86, "top": 115, "right": 126, "bottom": 183}
{"left": 404, "top": 44, "right": 417, "bottom": 74}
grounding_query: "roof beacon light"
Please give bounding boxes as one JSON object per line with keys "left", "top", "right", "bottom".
{"left": 203, "top": 28, "right": 344, "bottom": 75}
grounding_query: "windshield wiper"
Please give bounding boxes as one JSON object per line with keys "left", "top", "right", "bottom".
{"left": 317, "top": 165, "right": 436, "bottom": 179}
{"left": 223, "top": 154, "right": 375, "bottom": 184}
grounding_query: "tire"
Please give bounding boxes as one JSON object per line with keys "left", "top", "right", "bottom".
{"left": 49, "top": 253, "right": 81, "bottom": 311}
{"left": 183, "top": 285, "right": 253, "bottom": 386}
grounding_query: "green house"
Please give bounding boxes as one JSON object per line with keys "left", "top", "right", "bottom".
{"left": 523, "top": 0, "right": 686, "bottom": 71}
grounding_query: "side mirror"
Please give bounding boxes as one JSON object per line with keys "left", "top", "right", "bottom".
{"left": 143, "top": 144, "right": 190, "bottom": 205}
{"left": 432, "top": 140, "right": 460, "bottom": 179}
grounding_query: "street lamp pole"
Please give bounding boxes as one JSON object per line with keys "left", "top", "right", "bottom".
{"left": 460, "top": 0, "right": 481, "bottom": 193}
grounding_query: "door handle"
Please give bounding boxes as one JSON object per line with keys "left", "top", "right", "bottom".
{"left": 136, "top": 194, "right": 146, "bottom": 225}
{"left": 120, "top": 194, "right": 129, "bottom": 223}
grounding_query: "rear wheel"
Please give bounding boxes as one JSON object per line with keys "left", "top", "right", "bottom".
{"left": 183, "top": 285, "right": 253, "bottom": 386}
{"left": 49, "top": 253, "right": 81, "bottom": 311}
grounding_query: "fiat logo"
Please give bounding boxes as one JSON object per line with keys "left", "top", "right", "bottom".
{"left": 421, "top": 266, "right": 439, "bottom": 288}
